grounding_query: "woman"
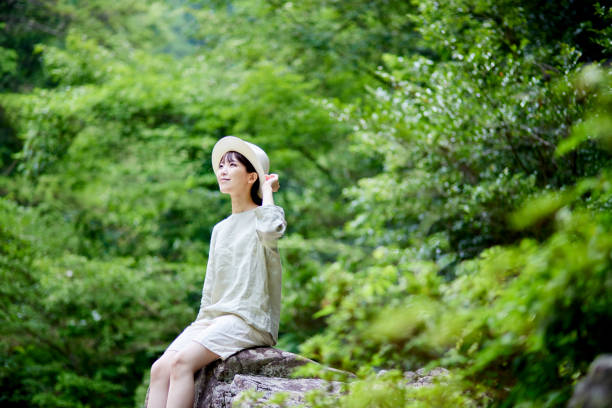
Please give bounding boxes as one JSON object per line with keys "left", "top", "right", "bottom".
{"left": 147, "top": 136, "right": 286, "bottom": 408}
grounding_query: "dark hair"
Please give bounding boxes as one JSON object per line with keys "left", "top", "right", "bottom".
{"left": 220, "top": 151, "right": 262, "bottom": 205}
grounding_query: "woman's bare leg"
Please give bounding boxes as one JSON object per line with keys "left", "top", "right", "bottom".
{"left": 166, "top": 342, "right": 220, "bottom": 408}
{"left": 147, "top": 350, "right": 178, "bottom": 408}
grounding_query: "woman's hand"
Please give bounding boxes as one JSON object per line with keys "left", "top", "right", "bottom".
{"left": 262, "top": 173, "right": 280, "bottom": 193}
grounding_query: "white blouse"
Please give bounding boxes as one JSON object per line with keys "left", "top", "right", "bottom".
{"left": 196, "top": 205, "right": 287, "bottom": 342}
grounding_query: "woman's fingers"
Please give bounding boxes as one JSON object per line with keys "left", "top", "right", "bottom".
{"left": 265, "top": 174, "right": 280, "bottom": 192}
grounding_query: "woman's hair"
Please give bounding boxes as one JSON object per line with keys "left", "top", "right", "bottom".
{"left": 220, "top": 151, "right": 262, "bottom": 205}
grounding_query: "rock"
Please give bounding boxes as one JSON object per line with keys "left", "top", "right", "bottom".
{"left": 375, "top": 367, "right": 449, "bottom": 388}
{"left": 144, "top": 346, "right": 349, "bottom": 408}
{"left": 568, "top": 354, "right": 612, "bottom": 408}
{"left": 229, "top": 375, "right": 344, "bottom": 407}
{"left": 405, "top": 367, "right": 449, "bottom": 388}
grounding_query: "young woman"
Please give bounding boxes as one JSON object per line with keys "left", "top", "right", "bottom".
{"left": 147, "top": 136, "right": 286, "bottom": 408}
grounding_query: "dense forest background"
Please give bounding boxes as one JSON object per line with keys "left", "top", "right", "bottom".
{"left": 1, "top": 0, "right": 611, "bottom": 406}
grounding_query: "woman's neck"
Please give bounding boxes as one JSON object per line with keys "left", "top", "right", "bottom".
{"left": 230, "top": 194, "right": 258, "bottom": 214}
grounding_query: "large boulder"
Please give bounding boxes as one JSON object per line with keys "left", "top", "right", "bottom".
{"left": 144, "top": 346, "right": 347, "bottom": 408}
{"left": 210, "top": 374, "right": 344, "bottom": 407}
{"left": 568, "top": 354, "right": 612, "bottom": 408}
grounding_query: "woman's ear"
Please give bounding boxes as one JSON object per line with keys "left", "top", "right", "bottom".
{"left": 248, "top": 172, "right": 258, "bottom": 185}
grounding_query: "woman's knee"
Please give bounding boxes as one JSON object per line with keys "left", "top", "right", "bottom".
{"left": 150, "top": 354, "right": 174, "bottom": 382}
{"left": 169, "top": 351, "right": 195, "bottom": 379}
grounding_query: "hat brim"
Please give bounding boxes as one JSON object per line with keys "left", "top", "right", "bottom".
{"left": 211, "top": 136, "right": 266, "bottom": 198}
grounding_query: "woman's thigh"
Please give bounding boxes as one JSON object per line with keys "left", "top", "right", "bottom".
{"left": 192, "top": 314, "right": 274, "bottom": 360}
{"left": 172, "top": 341, "right": 220, "bottom": 373}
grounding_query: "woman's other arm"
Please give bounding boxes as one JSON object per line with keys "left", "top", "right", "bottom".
{"left": 256, "top": 174, "right": 286, "bottom": 247}
{"left": 261, "top": 173, "right": 279, "bottom": 206}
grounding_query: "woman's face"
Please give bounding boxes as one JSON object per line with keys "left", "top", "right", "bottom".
{"left": 217, "top": 153, "right": 257, "bottom": 195}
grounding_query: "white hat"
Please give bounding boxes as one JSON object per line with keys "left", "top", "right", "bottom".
{"left": 211, "top": 136, "right": 270, "bottom": 198}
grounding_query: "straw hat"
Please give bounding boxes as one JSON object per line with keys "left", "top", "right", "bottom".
{"left": 211, "top": 136, "right": 270, "bottom": 198}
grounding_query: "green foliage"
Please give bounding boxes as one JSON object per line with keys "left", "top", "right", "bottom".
{"left": 0, "top": 45, "right": 17, "bottom": 77}
{"left": 342, "top": 24, "right": 610, "bottom": 258}
{"left": 299, "top": 63, "right": 612, "bottom": 408}
{"left": 0, "top": 0, "right": 611, "bottom": 406}
{"left": 0, "top": 0, "right": 66, "bottom": 91}
{"left": 0, "top": 197, "right": 203, "bottom": 407}
{"left": 556, "top": 65, "right": 612, "bottom": 156}
{"left": 294, "top": 1, "right": 612, "bottom": 407}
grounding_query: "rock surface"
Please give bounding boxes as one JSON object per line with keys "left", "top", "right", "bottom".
{"left": 568, "top": 354, "right": 612, "bottom": 408}
{"left": 373, "top": 366, "right": 449, "bottom": 389}
{"left": 227, "top": 375, "right": 344, "bottom": 407}
{"left": 144, "top": 346, "right": 348, "bottom": 408}
{"left": 402, "top": 367, "right": 450, "bottom": 388}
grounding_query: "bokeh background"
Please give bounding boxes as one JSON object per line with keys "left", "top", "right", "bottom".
{"left": 1, "top": 0, "right": 611, "bottom": 406}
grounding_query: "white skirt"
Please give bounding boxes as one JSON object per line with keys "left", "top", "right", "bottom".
{"left": 165, "top": 313, "right": 275, "bottom": 361}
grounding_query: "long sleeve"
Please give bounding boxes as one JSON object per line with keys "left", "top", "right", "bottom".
{"left": 254, "top": 205, "right": 287, "bottom": 249}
